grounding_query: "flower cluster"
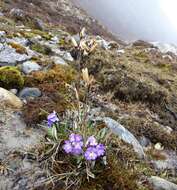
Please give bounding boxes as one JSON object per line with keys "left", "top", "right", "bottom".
{"left": 63, "top": 134, "right": 105, "bottom": 161}
{"left": 63, "top": 133, "right": 84, "bottom": 155}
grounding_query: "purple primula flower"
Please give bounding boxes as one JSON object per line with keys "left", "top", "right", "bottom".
{"left": 69, "top": 133, "right": 83, "bottom": 142}
{"left": 63, "top": 134, "right": 83, "bottom": 155}
{"left": 72, "top": 145, "right": 83, "bottom": 155}
{"left": 84, "top": 147, "right": 98, "bottom": 161}
{"left": 85, "top": 136, "right": 98, "bottom": 147}
{"left": 72, "top": 141, "right": 83, "bottom": 155}
{"left": 96, "top": 144, "right": 105, "bottom": 157}
{"left": 63, "top": 140, "right": 72, "bottom": 153}
{"left": 47, "top": 111, "right": 59, "bottom": 127}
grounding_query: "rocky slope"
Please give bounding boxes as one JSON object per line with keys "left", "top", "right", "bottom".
{"left": 0, "top": 1, "right": 177, "bottom": 190}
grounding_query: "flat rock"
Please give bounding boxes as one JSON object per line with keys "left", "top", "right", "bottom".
{"left": 0, "top": 44, "right": 30, "bottom": 66}
{"left": 102, "top": 117, "right": 145, "bottom": 159}
{"left": 22, "top": 61, "right": 41, "bottom": 74}
{"left": 6, "top": 37, "right": 30, "bottom": 47}
{"left": 0, "top": 87, "right": 23, "bottom": 109}
{"left": 52, "top": 56, "right": 67, "bottom": 65}
{"left": 0, "top": 110, "right": 45, "bottom": 189}
{"left": 148, "top": 176, "right": 177, "bottom": 190}
{"left": 19, "top": 87, "right": 42, "bottom": 99}
{"left": 63, "top": 52, "right": 74, "bottom": 61}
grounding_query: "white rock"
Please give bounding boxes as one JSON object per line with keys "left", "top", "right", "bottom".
{"left": 22, "top": 61, "right": 41, "bottom": 74}
{"left": 52, "top": 56, "right": 67, "bottom": 65}
{"left": 148, "top": 176, "right": 177, "bottom": 190}
{"left": 0, "top": 87, "right": 23, "bottom": 109}
{"left": 0, "top": 44, "right": 31, "bottom": 66}
{"left": 117, "top": 49, "right": 125, "bottom": 54}
{"left": 95, "top": 117, "right": 145, "bottom": 159}
{"left": 63, "top": 52, "right": 74, "bottom": 61}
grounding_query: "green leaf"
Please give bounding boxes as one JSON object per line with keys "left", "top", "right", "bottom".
{"left": 52, "top": 126, "right": 58, "bottom": 141}
{"left": 47, "top": 127, "right": 53, "bottom": 138}
{"left": 98, "top": 127, "right": 107, "bottom": 140}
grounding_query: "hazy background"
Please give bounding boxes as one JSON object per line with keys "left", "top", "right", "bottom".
{"left": 73, "top": 0, "right": 177, "bottom": 44}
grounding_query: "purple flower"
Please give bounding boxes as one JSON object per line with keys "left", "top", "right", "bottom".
{"left": 69, "top": 133, "right": 83, "bottom": 142}
{"left": 84, "top": 147, "right": 98, "bottom": 161}
{"left": 47, "top": 111, "right": 59, "bottom": 127}
{"left": 63, "top": 140, "right": 72, "bottom": 153}
{"left": 63, "top": 134, "right": 83, "bottom": 155}
{"left": 96, "top": 144, "right": 105, "bottom": 157}
{"left": 72, "top": 146, "right": 83, "bottom": 155}
{"left": 85, "top": 136, "right": 98, "bottom": 147}
{"left": 71, "top": 141, "right": 83, "bottom": 155}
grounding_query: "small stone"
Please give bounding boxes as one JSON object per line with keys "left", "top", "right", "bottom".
{"left": 52, "top": 56, "right": 67, "bottom": 65}
{"left": 0, "top": 12, "right": 4, "bottom": 17}
{"left": 10, "top": 8, "right": 25, "bottom": 20}
{"left": 96, "top": 37, "right": 109, "bottom": 50}
{"left": 0, "top": 31, "right": 6, "bottom": 37}
{"left": 148, "top": 176, "right": 177, "bottom": 190}
{"left": 19, "top": 87, "right": 42, "bottom": 99}
{"left": 0, "top": 87, "right": 23, "bottom": 109}
{"left": 154, "top": 143, "right": 164, "bottom": 151}
{"left": 33, "top": 18, "right": 45, "bottom": 30}
{"left": 117, "top": 49, "right": 125, "bottom": 54}
{"left": 51, "top": 36, "right": 59, "bottom": 43}
{"left": 22, "top": 61, "right": 41, "bottom": 74}
{"left": 10, "top": 89, "right": 18, "bottom": 95}
{"left": 63, "top": 52, "right": 74, "bottom": 61}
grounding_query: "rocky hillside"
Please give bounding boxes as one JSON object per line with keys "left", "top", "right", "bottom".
{"left": 0, "top": 1, "right": 177, "bottom": 190}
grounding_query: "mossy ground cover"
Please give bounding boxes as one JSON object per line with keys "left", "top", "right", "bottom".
{"left": 0, "top": 66, "right": 24, "bottom": 89}
{"left": 23, "top": 64, "right": 78, "bottom": 125}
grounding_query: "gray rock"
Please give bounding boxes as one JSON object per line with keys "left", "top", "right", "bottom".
{"left": 6, "top": 37, "right": 30, "bottom": 47}
{"left": 52, "top": 56, "right": 67, "bottom": 65}
{"left": 10, "top": 8, "right": 25, "bottom": 20}
{"left": 22, "top": 61, "right": 41, "bottom": 74}
{"left": 0, "top": 12, "right": 4, "bottom": 17}
{"left": 101, "top": 117, "right": 145, "bottom": 159}
{"left": 72, "top": 34, "right": 80, "bottom": 44}
{"left": 139, "top": 136, "right": 151, "bottom": 147}
{"left": 51, "top": 36, "right": 59, "bottom": 44}
{"left": 19, "top": 87, "right": 41, "bottom": 99}
{"left": 0, "top": 31, "right": 6, "bottom": 37}
{"left": 96, "top": 36, "right": 109, "bottom": 50}
{"left": 0, "top": 44, "right": 31, "bottom": 66}
{"left": 33, "top": 18, "right": 45, "bottom": 30}
{"left": 63, "top": 52, "right": 74, "bottom": 62}
{"left": 148, "top": 176, "right": 177, "bottom": 190}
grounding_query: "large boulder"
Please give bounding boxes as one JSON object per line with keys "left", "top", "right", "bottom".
{"left": 0, "top": 87, "right": 23, "bottom": 109}
{"left": 96, "top": 117, "right": 145, "bottom": 159}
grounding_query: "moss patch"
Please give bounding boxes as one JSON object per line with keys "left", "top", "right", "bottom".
{"left": 30, "top": 43, "right": 52, "bottom": 55}
{"left": 0, "top": 66, "right": 24, "bottom": 89}
{"left": 120, "top": 117, "right": 177, "bottom": 151}
{"left": 8, "top": 42, "right": 27, "bottom": 54}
